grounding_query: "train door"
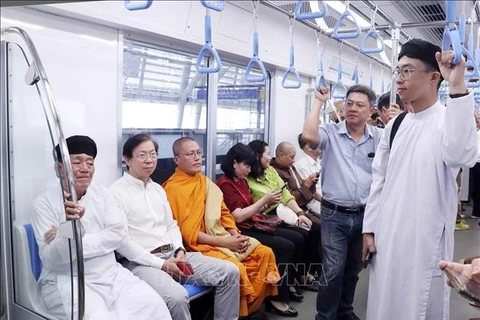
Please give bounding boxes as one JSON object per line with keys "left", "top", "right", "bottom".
{"left": 1, "top": 29, "right": 84, "bottom": 320}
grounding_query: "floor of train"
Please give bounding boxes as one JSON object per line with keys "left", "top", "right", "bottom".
{"left": 264, "top": 202, "right": 480, "bottom": 320}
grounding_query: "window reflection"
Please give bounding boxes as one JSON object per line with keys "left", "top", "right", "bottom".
{"left": 122, "top": 40, "right": 208, "bottom": 183}
{"left": 122, "top": 40, "right": 270, "bottom": 183}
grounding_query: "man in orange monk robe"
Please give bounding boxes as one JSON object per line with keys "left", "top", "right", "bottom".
{"left": 163, "top": 137, "right": 280, "bottom": 318}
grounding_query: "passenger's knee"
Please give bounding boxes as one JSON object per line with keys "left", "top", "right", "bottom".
{"left": 163, "top": 285, "right": 189, "bottom": 308}
{"left": 221, "top": 261, "right": 241, "bottom": 285}
{"left": 283, "top": 239, "right": 295, "bottom": 253}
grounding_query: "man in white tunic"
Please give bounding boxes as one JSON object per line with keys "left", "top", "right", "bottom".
{"left": 295, "top": 133, "right": 322, "bottom": 216}
{"left": 32, "top": 135, "right": 171, "bottom": 320}
{"left": 362, "top": 39, "right": 479, "bottom": 320}
{"left": 110, "top": 134, "right": 240, "bottom": 320}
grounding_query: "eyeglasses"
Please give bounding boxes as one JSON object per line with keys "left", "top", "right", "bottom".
{"left": 393, "top": 68, "right": 431, "bottom": 81}
{"left": 133, "top": 152, "right": 158, "bottom": 161}
{"left": 176, "top": 150, "right": 203, "bottom": 158}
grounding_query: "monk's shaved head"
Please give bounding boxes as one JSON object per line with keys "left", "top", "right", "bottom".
{"left": 275, "top": 141, "right": 294, "bottom": 157}
{"left": 172, "top": 137, "right": 195, "bottom": 156}
{"left": 334, "top": 100, "right": 344, "bottom": 112}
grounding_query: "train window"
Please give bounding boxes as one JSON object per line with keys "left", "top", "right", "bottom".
{"left": 214, "top": 62, "right": 270, "bottom": 180}
{"left": 122, "top": 39, "right": 208, "bottom": 183}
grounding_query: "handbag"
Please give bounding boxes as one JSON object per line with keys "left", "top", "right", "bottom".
{"left": 238, "top": 214, "right": 281, "bottom": 235}
{"left": 251, "top": 213, "right": 282, "bottom": 226}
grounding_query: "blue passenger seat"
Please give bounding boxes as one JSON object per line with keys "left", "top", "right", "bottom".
{"left": 20, "top": 224, "right": 211, "bottom": 304}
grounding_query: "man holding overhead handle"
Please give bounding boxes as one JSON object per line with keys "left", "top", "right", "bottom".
{"left": 362, "top": 39, "right": 478, "bottom": 320}
{"left": 302, "top": 83, "right": 382, "bottom": 320}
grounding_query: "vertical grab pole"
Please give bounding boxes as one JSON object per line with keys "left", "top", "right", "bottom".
{"left": 390, "top": 25, "right": 401, "bottom": 107}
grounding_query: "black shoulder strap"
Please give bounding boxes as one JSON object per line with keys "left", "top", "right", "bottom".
{"left": 389, "top": 111, "right": 408, "bottom": 151}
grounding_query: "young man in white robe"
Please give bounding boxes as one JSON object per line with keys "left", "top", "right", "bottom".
{"left": 362, "top": 39, "right": 479, "bottom": 320}
{"left": 32, "top": 135, "right": 171, "bottom": 320}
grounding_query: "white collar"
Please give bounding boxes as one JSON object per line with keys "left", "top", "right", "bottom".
{"left": 123, "top": 171, "right": 151, "bottom": 189}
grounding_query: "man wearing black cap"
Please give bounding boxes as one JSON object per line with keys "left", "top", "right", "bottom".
{"left": 362, "top": 39, "right": 479, "bottom": 320}
{"left": 32, "top": 135, "right": 171, "bottom": 320}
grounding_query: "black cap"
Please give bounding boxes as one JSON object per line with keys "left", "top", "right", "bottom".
{"left": 398, "top": 38, "right": 442, "bottom": 74}
{"left": 55, "top": 135, "right": 97, "bottom": 162}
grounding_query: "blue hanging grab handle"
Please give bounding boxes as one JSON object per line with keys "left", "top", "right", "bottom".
{"left": 124, "top": 0, "right": 152, "bottom": 11}
{"left": 282, "top": 45, "right": 302, "bottom": 89}
{"left": 360, "top": 7, "right": 384, "bottom": 54}
{"left": 332, "top": 1, "right": 361, "bottom": 40}
{"left": 294, "top": 0, "right": 328, "bottom": 20}
{"left": 459, "top": 12, "right": 467, "bottom": 44}
{"left": 360, "top": 28, "right": 385, "bottom": 54}
{"left": 351, "top": 67, "right": 359, "bottom": 85}
{"left": 468, "top": 32, "right": 474, "bottom": 57}
{"left": 464, "top": 46, "right": 480, "bottom": 80}
{"left": 474, "top": 90, "right": 480, "bottom": 103}
{"left": 476, "top": 47, "right": 480, "bottom": 68}
{"left": 332, "top": 82, "right": 347, "bottom": 99}
{"left": 464, "top": 17, "right": 479, "bottom": 82}
{"left": 331, "top": 62, "right": 347, "bottom": 99}
{"left": 200, "top": 0, "right": 226, "bottom": 12}
{"left": 315, "top": 58, "right": 327, "bottom": 90}
{"left": 245, "top": 32, "right": 267, "bottom": 82}
{"left": 351, "top": 51, "right": 360, "bottom": 85}
{"left": 196, "top": 14, "right": 222, "bottom": 73}
{"left": 442, "top": 0, "right": 463, "bottom": 65}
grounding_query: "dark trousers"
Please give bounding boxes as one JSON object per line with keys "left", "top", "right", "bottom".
{"left": 316, "top": 205, "right": 364, "bottom": 320}
{"left": 240, "top": 226, "right": 303, "bottom": 302}
{"left": 290, "top": 220, "right": 322, "bottom": 278}
{"left": 471, "top": 162, "right": 480, "bottom": 217}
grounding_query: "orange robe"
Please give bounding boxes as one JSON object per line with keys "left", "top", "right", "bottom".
{"left": 163, "top": 168, "right": 279, "bottom": 316}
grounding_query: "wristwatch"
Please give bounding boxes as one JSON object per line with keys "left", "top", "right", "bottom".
{"left": 174, "top": 247, "right": 186, "bottom": 256}
{"left": 449, "top": 91, "right": 469, "bottom": 98}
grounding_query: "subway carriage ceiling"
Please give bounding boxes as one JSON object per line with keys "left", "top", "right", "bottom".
{"left": 271, "top": 0, "right": 480, "bottom": 46}
{"left": 123, "top": 0, "right": 480, "bottom": 105}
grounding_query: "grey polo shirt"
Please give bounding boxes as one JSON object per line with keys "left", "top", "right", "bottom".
{"left": 318, "top": 121, "right": 383, "bottom": 207}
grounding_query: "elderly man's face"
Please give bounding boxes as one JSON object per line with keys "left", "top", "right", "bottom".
{"left": 59, "top": 154, "right": 95, "bottom": 196}
{"left": 278, "top": 148, "right": 296, "bottom": 169}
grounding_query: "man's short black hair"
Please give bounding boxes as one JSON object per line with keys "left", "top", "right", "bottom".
{"left": 346, "top": 84, "right": 376, "bottom": 107}
{"left": 377, "top": 92, "right": 404, "bottom": 111}
{"left": 297, "top": 133, "right": 307, "bottom": 150}
{"left": 123, "top": 133, "right": 158, "bottom": 159}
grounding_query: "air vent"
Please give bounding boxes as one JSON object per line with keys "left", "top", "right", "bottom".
{"left": 391, "top": 0, "right": 446, "bottom": 46}
{"left": 417, "top": 3, "right": 445, "bottom": 41}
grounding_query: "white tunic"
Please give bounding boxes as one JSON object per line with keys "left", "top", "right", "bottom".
{"left": 363, "top": 94, "right": 478, "bottom": 320}
{"left": 295, "top": 154, "right": 322, "bottom": 214}
{"left": 32, "top": 183, "right": 171, "bottom": 320}
{"left": 110, "top": 172, "right": 184, "bottom": 269}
